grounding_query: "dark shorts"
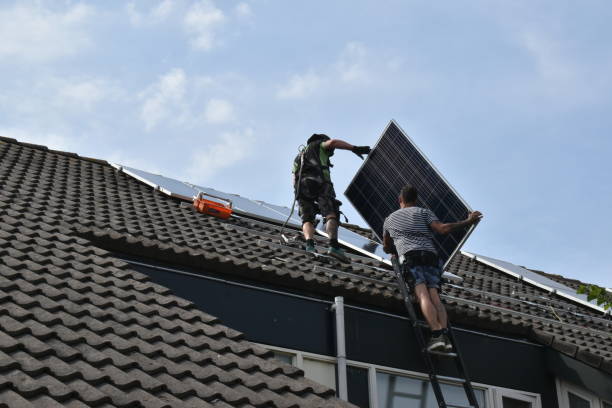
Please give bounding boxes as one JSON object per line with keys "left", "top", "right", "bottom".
{"left": 297, "top": 181, "right": 340, "bottom": 224}
{"left": 407, "top": 264, "right": 442, "bottom": 289}
{"left": 402, "top": 251, "right": 443, "bottom": 289}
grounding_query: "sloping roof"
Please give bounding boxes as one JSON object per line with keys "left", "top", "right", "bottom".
{"left": 1, "top": 135, "right": 611, "bottom": 396}
{"left": 0, "top": 138, "right": 354, "bottom": 407}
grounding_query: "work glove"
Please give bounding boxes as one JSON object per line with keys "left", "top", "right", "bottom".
{"left": 351, "top": 145, "right": 371, "bottom": 160}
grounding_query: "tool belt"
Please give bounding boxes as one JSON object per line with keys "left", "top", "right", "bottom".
{"left": 399, "top": 250, "right": 439, "bottom": 268}
{"left": 399, "top": 250, "right": 440, "bottom": 289}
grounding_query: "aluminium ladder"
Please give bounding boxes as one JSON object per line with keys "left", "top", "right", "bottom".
{"left": 391, "top": 257, "right": 480, "bottom": 408}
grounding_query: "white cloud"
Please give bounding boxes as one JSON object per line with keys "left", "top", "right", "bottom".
{"left": 235, "top": 2, "right": 252, "bottom": 18}
{"left": 0, "top": 3, "right": 93, "bottom": 61}
{"left": 0, "top": 75, "right": 125, "bottom": 119}
{"left": 520, "top": 30, "right": 575, "bottom": 83}
{"left": 183, "top": 0, "right": 225, "bottom": 50}
{"left": 204, "top": 98, "right": 234, "bottom": 123}
{"left": 126, "top": 0, "right": 175, "bottom": 26}
{"left": 276, "top": 42, "right": 384, "bottom": 100}
{"left": 137, "top": 70, "right": 249, "bottom": 131}
{"left": 188, "top": 128, "right": 254, "bottom": 181}
{"left": 276, "top": 72, "right": 322, "bottom": 100}
{"left": 140, "top": 68, "right": 187, "bottom": 131}
{"left": 56, "top": 78, "right": 124, "bottom": 111}
{"left": 335, "top": 42, "right": 369, "bottom": 83}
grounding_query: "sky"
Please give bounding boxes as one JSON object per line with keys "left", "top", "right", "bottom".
{"left": 1, "top": 1, "right": 611, "bottom": 288}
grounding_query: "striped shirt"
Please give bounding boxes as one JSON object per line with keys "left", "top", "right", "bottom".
{"left": 383, "top": 206, "right": 439, "bottom": 256}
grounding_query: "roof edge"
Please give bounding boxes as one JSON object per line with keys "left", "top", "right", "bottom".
{"left": 0, "top": 135, "right": 110, "bottom": 167}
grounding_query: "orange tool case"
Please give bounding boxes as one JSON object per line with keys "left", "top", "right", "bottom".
{"left": 193, "top": 192, "right": 233, "bottom": 220}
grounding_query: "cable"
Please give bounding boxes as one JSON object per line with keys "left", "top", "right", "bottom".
{"left": 280, "top": 145, "right": 306, "bottom": 244}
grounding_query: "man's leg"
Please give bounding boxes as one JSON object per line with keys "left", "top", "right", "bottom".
{"left": 428, "top": 288, "right": 448, "bottom": 329}
{"left": 324, "top": 215, "right": 350, "bottom": 262}
{"left": 414, "top": 284, "right": 443, "bottom": 331}
{"left": 299, "top": 200, "right": 316, "bottom": 252}
{"left": 303, "top": 221, "right": 315, "bottom": 240}
{"left": 414, "top": 283, "right": 447, "bottom": 352}
{"left": 325, "top": 215, "right": 338, "bottom": 241}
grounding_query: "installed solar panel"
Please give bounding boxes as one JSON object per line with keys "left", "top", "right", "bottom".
{"left": 112, "top": 164, "right": 386, "bottom": 260}
{"left": 345, "top": 120, "right": 476, "bottom": 268}
{"left": 463, "top": 252, "right": 608, "bottom": 314}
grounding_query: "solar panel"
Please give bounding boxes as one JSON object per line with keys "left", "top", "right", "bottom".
{"left": 345, "top": 120, "right": 476, "bottom": 268}
{"left": 187, "top": 183, "right": 302, "bottom": 226}
{"left": 464, "top": 251, "right": 608, "bottom": 314}
{"left": 316, "top": 223, "right": 387, "bottom": 261}
{"left": 113, "top": 165, "right": 198, "bottom": 200}
{"left": 113, "top": 164, "right": 388, "bottom": 261}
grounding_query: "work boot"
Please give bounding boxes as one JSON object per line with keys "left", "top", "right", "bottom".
{"left": 327, "top": 247, "right": 350, "bottom": 263}
{"left": 426, "top": 335, "right": 446, "bottom": 353}
{"left": 304, "top": 241, "right": 316, "bottom": 253}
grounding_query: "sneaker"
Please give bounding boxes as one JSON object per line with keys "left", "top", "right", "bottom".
{"left": 427, "top": 335, "right": 446, "bottom": 353}
{"left": 443, "top": 335, "right": 453, "bottom": 352}
{"left": 305, "top": 242, "right": 316, "bottom": 253}
{"left": 327, "top": 247, "right": 350, "bottom": 263}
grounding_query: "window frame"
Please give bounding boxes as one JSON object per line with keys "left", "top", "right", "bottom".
{"left": 493, "top": 386, "right": 542, "bottom": 408}
{"left": 556, "top": 379, "right": 605, "bottom": 408}
{"left": 261, "top": 343, "right": 542, "bottom": 408}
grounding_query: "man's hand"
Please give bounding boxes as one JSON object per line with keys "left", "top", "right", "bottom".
{"left": 351, "top": 145, "right": 371, "bottom": 160}
{"left": 467, "top": 211, "right": 483, "bottom": 224}
{"left": 383, "top": 231, "right": 397, "bottom": 255}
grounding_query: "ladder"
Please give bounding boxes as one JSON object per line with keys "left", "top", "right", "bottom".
{"left": 391, "top": 257, "right": 480, "bottom": 408}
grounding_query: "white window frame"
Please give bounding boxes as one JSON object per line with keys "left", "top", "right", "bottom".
{"left": 556, "top": 379, "right": 609, "bottom": 408}
{"left": 494, "top": 386, "right": 542, "bottom": 407}
{"left": 260, "top": 343, "right": 541, "bottom": 408}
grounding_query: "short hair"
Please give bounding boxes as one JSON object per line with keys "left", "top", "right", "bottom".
{"left": 307, "top": 134, "right": 330, "bottom": 144}
{"left": 400, "top": 185, "right": 418, "bottom": 203}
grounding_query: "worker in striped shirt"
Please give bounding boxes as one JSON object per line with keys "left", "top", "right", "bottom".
{"left": 383, "top": 184, "right": 482, "bottom": 353}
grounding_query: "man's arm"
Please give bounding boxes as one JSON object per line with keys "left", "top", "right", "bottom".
{"left": 322, "top": 139, "right": 371, "bottom": 159}
{"left": 430, "top": 211, "right": 482, "bottom": 235}
{"left": 322, "top": 139, "right": 354, "bottom": 151}
{"left": 383, "top": 231, "right": 397, "bottom": 255}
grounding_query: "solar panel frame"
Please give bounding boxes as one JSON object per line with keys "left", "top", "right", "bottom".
{"left": 345, "top": 120, "right": 477, "bottom": 269}
{"left": 113, "top": 163, "right": 390, "bottom": 261}
{"left": 113, "top": 164, "right": 310, "bottom": 229}
{"left": 464, "top": 251, "right": 609, "bottom": 314}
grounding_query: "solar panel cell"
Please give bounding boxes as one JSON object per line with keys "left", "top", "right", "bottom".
{"left": 345, "top": 120, "right": 476, "bottom": 268}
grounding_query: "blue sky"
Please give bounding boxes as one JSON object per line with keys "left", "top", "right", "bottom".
{"left": 1, "top": 1, "right": 611, "bottom": 287}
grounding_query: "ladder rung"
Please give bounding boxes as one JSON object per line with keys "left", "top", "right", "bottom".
{"left": 436, "top": 375, "right": 468, "bottom": 383}
{"left": 446, "top": 405, "right": 475, "bottom": 408}
{"left": 426, "top": 350, "right": 458, "bottom": 358}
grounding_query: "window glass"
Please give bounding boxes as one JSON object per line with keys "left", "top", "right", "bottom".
{"left": 303, "top": 358, "right": 336, "bottom": 390}
{"left": 602, "top": 402, "right": 612, "bottom": 408}
{"left": 376, "top": 372, "right": 486, "bottom": 408}
{"left": 568, "top": 392, "right": 591, "bottom": 408}
{"left": 271, "top": 351, "right": 294, "bottom": 366}
{"left": 502, "top": 396, "right": 532, "bottom": 408}
{"left": 347, "top": 366, "right": 370, "bottom": 408}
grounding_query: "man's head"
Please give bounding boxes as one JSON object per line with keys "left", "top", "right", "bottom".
{"left": 399, "top": 184, "right": 418, "bottom": 207}
{"left": 307, "top": 133, "right": 330, "bottom": 144}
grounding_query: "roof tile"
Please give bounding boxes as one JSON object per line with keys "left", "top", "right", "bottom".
{"left": 2, "top": 136, "right": 612, "bottom": 405}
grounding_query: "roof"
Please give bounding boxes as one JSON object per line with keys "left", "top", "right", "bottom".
{"left": 0, "top": 137, "right": 353, "bottom": 407}
{"left": 0, "top": 134, "right": 611, "bottom": 402}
